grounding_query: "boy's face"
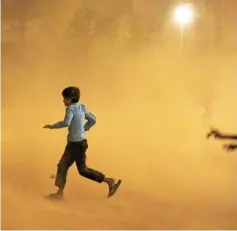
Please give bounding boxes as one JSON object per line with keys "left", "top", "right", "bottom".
{"left": 63, "top": 97, "right": 71, "bottom": 106}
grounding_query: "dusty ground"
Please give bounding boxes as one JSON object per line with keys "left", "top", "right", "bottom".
{"left": 1, "top": 33, "right": 237, "bottom": 229}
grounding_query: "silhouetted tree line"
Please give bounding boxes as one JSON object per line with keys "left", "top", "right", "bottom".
{"left": 2, "top": 0, "right": 237, "bottom": 46}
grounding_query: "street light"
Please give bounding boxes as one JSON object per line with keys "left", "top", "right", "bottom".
{"left": 173, "top": 3, "right": 195, "bottom": 56}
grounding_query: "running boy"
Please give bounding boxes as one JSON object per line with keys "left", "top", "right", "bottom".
{"left": 43, "top": 87, "right": 121, "bottom": 198}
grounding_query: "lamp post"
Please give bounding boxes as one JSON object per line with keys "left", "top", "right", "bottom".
{"left": 173, "top": 3, "right": 194, "bottom": 56}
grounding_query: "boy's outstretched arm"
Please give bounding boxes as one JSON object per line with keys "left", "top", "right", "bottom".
{"left": 223, "top": 134, "right": 237, "bottom": 140}
{"left": 207, "top": 129, "right": 237, "bottom": 140}
{"left": 84, "top": 107, "right": 96, "bottom": 131}
{"left": 51, "top": 107, "right": 74, "bottom": 129}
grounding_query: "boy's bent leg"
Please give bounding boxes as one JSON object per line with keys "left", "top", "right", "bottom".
{"left": 75, "top": 139, "right": 122, "bottom": 197}
{"left": 75, "top": 140, "right": 105, "bottom": 183}
{"left": 76, "top": 161, "right": 105, "bottom": 183}
{"left": 79, "top": 165, "right": 105, "bottom": 183}
{"left": 76, "top": 161, "right": 122, "bottom": 197}
{"left": 55, "top": 143, "right": 75, "bottom": 190}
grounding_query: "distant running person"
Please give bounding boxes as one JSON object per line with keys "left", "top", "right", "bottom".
{"left": 43, "top": 86, "right": 121, "bottom": 199}
{"left": 207, "top": 128, "right": 237, "bottom": 152}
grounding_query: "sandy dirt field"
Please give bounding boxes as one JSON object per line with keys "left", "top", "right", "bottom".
{"left": 2, "top": 45, "right": 237, "bottom": 229}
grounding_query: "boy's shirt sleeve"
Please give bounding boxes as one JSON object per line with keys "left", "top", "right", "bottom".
{"left": 52, "top": 107, "right": 74, "bottom": 129}
{"left": 84, "top": 106, "right": 96, "bottom": 131}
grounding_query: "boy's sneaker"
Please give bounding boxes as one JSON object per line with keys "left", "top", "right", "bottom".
{"left": 108, "top": 179, "right": 122, "bottom": 198}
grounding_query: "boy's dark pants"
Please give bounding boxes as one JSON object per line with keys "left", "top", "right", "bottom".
{"left": 55, "top": 139, "right": 105, "bottom": 189}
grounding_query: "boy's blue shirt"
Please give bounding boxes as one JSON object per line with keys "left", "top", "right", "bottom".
{"left": 52, "top": 103, "right": 96, "bottom": 142}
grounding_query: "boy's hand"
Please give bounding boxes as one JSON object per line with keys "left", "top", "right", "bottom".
{"left": 43, "top": 125, "right": 53, "bottom": 129}
{"left": 207, "top": 129, "right": 223, "bottom": 139}
{"left": 223, "top": 143, "right": 237, "bottom": 152}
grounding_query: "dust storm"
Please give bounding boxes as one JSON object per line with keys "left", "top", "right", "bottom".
{"left": 1, "top": 0, "right": 237, "bottom": 229}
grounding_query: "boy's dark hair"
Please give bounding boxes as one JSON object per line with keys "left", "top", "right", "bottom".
{"left": 62, "top": 86, "right": 80, "bottom": 103}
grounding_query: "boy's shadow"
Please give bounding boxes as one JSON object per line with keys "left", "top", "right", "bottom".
{"left": 44, "top": 193, "right": 65, "bottom": 201}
